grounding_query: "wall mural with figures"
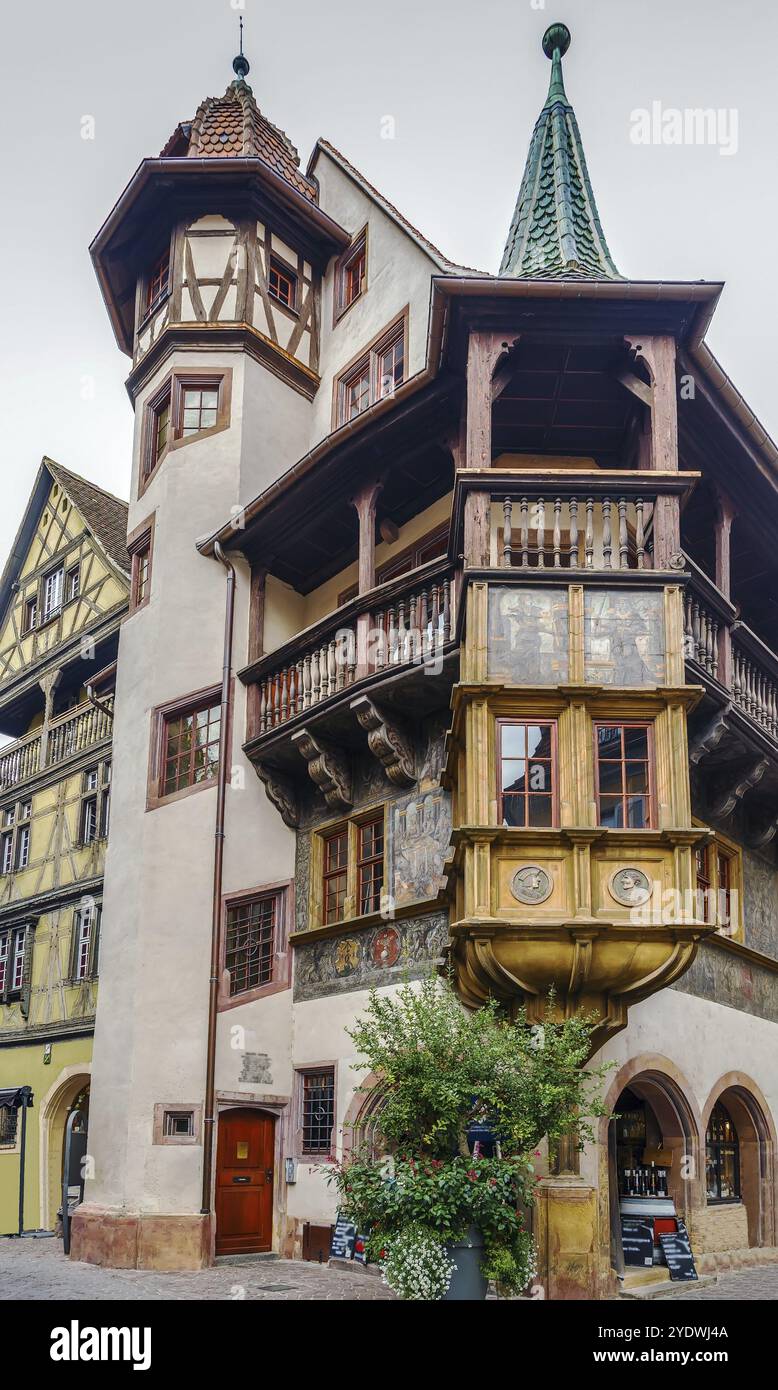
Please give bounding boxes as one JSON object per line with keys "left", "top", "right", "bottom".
{"left": 584, "top": 589, "right": 665, "bottom": 686}
{"left": 487, "top": 587, "right": 569, "bottom": 684}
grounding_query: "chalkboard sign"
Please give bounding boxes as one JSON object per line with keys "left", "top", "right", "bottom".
{"left": 621, "top": 1218, "right": 654, "bottom": 1267}
{"left": 659, "top": 1220, "right": 698, "bottom": 1281}
{"left": 330, "top": 1215, "right": 358, "bottom": 1260}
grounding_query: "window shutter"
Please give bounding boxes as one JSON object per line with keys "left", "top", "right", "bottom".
{"left": 19, "top": 923, "right": 35, "bottom": 1019}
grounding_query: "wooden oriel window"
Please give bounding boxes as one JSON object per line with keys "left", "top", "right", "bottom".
{"left": 300, "top": 1068, "right": 335, "bottom": 1156}
{"left": 335, "top": 314, "right": 407, "bottom": 426}
{"left": 225, "top": 891, "right": 278, "bottom": 996}
{"left": 357, "top": 816, "right": 384, "bottom": 915}
{"left": 499, "top": 721, "right": 557, "bottom": 828}
{"left": 323, "top": 827, "right": 349, "bottom": 924}
{"left": 595, "top": 723, "right": 654, "bottom": 829}
{"left": 706, "top": 1101, "right": 740, "bottom": 1203}
{"left": 336, "top": 230, "right": 367, "bottom": 318}
{"left": 0, "top": 925, "right": 27, "bottom": 1000}
{"left": 146, "top": 249, "right": 170, "bottom": 316}
{"left": 268, "top": 255, "right": 297, "bottom": 310}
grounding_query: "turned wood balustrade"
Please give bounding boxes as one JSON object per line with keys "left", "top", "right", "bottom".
{"left": 253, "top": 562, "right": 457, "bottom": 737}
{"left": 499, "top": 493, "right": 648, "bottom": 570}
{"left": 732, "top": 633, "right": 778, "bottom": 741}
{"left": 0, "top": 696, "right": 114, "bottom": 791}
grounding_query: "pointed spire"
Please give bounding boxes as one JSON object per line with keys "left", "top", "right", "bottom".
{"left": 232, "top": 15, "right": 251, "bottom": 86}
{"left": 500, "top": 24, "right": 621, "bottom": 280}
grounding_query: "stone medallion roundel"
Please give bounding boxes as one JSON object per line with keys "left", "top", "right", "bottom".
{"left": 609, "top": 867, "right": 652, "bottom": 907}
{"left": 511, "top": 865, "right": 552, "bottom": 906}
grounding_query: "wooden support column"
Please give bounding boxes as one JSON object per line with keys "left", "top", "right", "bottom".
{"left": 38, "top": 669, "right": 62, "bottom": 769}
{"left": 626, "top": 335, "right": 680, "bottom": 569}
{"left": 246, "top": 565, "right": 267, "bottom": 742}
{"left": 462, "top": 330, "right": 515, "bottom": 567}
{"left": 352, "top": 480, "right": 383, "bottom": 677}
{"left": 714, "top": 491, "right": 737, "bottom": 691}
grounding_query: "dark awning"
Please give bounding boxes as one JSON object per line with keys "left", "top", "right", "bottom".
{"left": 0, "top": 1087, "right": 33, "bottom": 1109}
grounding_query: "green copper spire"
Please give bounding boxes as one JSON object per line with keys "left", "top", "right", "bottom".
{"left": 500, "top": 24, "right": 621, "bottom": 280}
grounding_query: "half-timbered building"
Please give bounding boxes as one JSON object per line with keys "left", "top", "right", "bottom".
{"left": 71, "top": 26, "right": 778, "bottom": 1294}
{"left": 0, "top": 459, "right": 128, "bottom": 1234}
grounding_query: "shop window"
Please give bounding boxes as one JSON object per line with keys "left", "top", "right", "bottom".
{"left": 498, "top": 720, "right": 557, "bottom": 828}
{"left": 706, "top": 1101, "right": 740, "bottom": 1203}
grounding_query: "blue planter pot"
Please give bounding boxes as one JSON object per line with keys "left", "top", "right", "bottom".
{"left": 443, "top": 1226, "right": 488, "bottom": 1301}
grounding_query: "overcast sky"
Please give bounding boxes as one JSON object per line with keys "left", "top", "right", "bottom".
{"left": 1, "top": 0, "right": 775, "bottom": 557}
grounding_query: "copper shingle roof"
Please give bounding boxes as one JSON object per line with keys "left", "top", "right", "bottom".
{"left": 161, "top": 79, "right": 318, "bottom": 204}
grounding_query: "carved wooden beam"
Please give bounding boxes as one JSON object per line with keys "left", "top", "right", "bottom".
{"left": 746, "top": 812, "right": 778, "bottom": 851}
{"left": 351, "top": 695, "right": 416, "bottom": 788}
{"left": 255, "top": 762, "right": 299, "bottom": 828}
{"left": 688, "top": 707, "right": 732, "bottom": 766}
{"left": 292, "top": 728, "right": 352, "bottom": 810}
{"left": 710, "top": 756, "right": 768, "bottom": 818}
{"left": 615, "top": 369, "right": 654, "bottom": 408}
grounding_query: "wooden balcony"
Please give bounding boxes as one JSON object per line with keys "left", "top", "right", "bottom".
{"left": 241, "top": 559, "right": 460, "bottom": 794}
{"left": 0, "top": 697, "right": 114, "bottom": 792}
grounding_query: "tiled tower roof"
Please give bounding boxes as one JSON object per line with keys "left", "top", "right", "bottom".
{"left": 160, "top": 75, "right": 318, "bottom": 205}
{"left": 500, "top": 24, "right": 620, "bottom": 280}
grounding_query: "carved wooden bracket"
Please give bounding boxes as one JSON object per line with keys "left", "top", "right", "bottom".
{"left": 746, "top": 811, "right": 778, "bottom": 851}
{"left": 351, "top": 695, "right": 416, "bottom": 788}
{"left": 292, "top": 728, "right": 352, "bottom": 810}
{"left": 255, "top": 762, "right": 299, "bottom": 828}
{"left": 710, "top": 757, "right": 768, "bottom": 818}
{"left": 688, "top": 707, "right": 732, "bottom": 766}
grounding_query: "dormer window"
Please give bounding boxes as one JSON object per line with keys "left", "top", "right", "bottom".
{"left": 146, "top": 250, "right": 170, "bottom": 317}
{"left": 268, "top": 256, "right": 297, "bottom": 310}
{"left": 336, "top": 229, "right": 367, "bottom": 319}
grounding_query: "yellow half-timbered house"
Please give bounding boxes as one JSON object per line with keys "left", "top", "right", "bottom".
{"left": 0, "top": 458, "right": 128, "bottom": 1234}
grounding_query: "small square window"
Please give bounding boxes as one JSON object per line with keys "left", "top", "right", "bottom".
{"left": 164, "top": 1110, "right": 194, "bottom": 1138}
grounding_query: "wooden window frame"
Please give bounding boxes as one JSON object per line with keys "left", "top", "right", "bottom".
{"left": 218, "top": 880, "right": 292, "bottom": 1010}
{"left": 0, "top": 1102, "right": 18, "bottom": 1148}
{"left": 40, "top": 564, "right": 64, "bottom": 625}
{"left": 66, "top": 565, "right": 80, "bottom": 603}
{"left": 23, "top": 596, "right": 37, "bottom": 633}
{"left": 357, "top": 814, "right": 385, "bottom": 916}
{"left": 594, "top": 721, "right": 656, "bottom": 831}
{"left": 152, "top": 1102, "right": 203, "bottom": 1147}
{"left": 127, "top": 514, "right": 155, "bottom": 615}
{"left": 77, "top": 763, "right": 110, "bottom": 847}
{"left": 705, "top": 1101, "right": 741, "bottom": 1204}
{"left": 0, "top": 799, "right": 33, "bottom": 876}
{"left": 334, "top": 227, "right": 368, "bottom": 323}
{"left": 333, "top": 309, "right": 409, "bottom": 429}
{"left": 141, "top": 246, "right": 171, "bottom": 326}
{"left": 147, "top": 683, "right": 226, "bottom": 811}
{"left": 497, "top": 719, "right": 559, "bottom": 829}
{"left": 268, "top": 253, "right": 299, "bottom": 313}
{"left": 0, "top": 924, "right": 28, "bottom": 1002}
{"left": 293, "top": 1063, "right": 337, "bottom": 1161}
{"left": 69, "top": 899, "right": 102, "bottom": 982}
{"left": 139, "top": 369, "right": 233, "bottom": 497}
{"left": 310, "top": 806, "right": 388, "bottom": 928}
{"left": 693, "top": 824, "right": 743, "bottom": 939}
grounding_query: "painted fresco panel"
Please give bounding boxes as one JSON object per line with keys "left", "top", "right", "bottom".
{"left": 487, "top": 587, "right": 569, "bottom": 684}
{"left": 293, "top": 911, "right": 449, "bottom": 1001}
{"left": 672, "top": 940, "right": 778, "bottom": 1024}
{"left": 584, "top": 589, "right": 665, "bottom": 686}
{"left": 390, "top": 788, "right": 451, "bottom": 909}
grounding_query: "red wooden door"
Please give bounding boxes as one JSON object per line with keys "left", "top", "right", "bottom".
{"left": 215, "top": 1109, "right": 275, "bottom": 1256}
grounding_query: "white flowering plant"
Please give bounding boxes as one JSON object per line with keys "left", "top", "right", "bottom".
{"left": 379, "top": 1226, "right": 456, "bottom": 1301}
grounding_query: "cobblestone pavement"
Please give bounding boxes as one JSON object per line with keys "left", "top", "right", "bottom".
{"left": 0, "top": 1237, "right": 395, "bottom": 1301}
{"left": 654, "top": 1265, "right": 778, "bottom": 1301}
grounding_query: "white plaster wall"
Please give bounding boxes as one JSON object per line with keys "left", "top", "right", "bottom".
{"left": 310, "top": 151, "right": 440, "bottom": 447}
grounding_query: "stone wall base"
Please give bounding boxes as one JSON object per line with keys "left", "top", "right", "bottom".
{"left": 535, "top": 1177, "right": 601, "bottom": 1299}
{"left": 697, "top": 1245, "right": 778, "bottom": 1275}
{"left": 692, "top": 1202, "right": 750, "bottom": 1254}
{"left": 70, "top": 1205, "right": 212, "bottom": 1270}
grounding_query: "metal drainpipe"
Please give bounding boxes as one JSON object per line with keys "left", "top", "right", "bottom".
{"left": 201, "top": 541, "right": 236, "bottom": 1220}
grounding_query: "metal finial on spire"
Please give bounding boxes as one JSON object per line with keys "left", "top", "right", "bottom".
{"left": 542, "top": 23, "right": 570, "bottom": 106}
{"left": 232, "top": 16, "right": 250, "bottom": 81}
